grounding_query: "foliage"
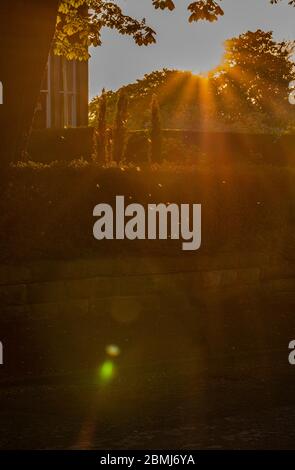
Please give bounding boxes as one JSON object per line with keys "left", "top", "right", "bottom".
{"left": 28, "top": 126, "right": 295, "bottom": 165}
{"left": 54, "top": 0, "right": 295, "bottom": 60}
{"left": 89, "top": 31, "right": 295, "bottom": 133}
{"left": 89, "top": 69, "right": 174, "bottom": 128}
{"left": 93, "top": 89, "right": 107, "bottom": 163}
{"left": 150, "top": 95, "right": 162, "bottom": 163}
{"left": 211, "top": 30, "right": 295, "bottom": 128}
{"left": 112, "top": 90, "right": 128, "bottom": 163}
{"left": 1, "top": 161, "right": 295, "bottom": 262}
{"left": 124, "top": 132, "right": 150, "bottom": 165}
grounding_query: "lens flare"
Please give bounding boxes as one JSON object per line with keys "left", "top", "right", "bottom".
{"left": 106, "top": 344, "right": 121, "bottom": 357}
{"left": 99, "top": 360, "right": 115, "bottom": 384}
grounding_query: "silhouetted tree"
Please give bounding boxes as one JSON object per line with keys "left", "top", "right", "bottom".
{"left": 112, "top": 91, "right": 128, "bottom": 163}
{"left": 150, "top": 95, "right": 162, "bottom": 163}
{"left": 93, "top": 89, "right": 107, "bottom": 163}
{"left": 0, "top": 1, "right": 59, "bottom": 176}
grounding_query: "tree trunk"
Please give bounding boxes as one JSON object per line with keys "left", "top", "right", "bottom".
{"left": 0, "top": 0, "right": 59, "bottom": 177}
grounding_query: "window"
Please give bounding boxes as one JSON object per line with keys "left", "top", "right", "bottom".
{"left": 59, "top": 58, "right": 77, "bottom": 127}
{"left": 39, "top": 55, "right": 51, "bottom": 128}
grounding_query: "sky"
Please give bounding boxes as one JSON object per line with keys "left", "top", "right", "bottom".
{"left": 89, "top": 0, "right": 294, "bottom": 98}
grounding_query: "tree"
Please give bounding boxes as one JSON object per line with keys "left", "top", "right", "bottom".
{"left": 90, "top": 30, "right": 295, "bottom": 133}
{"left": 54, "top": 0, "right": 295, "bottom": 61}
{"left": 0, "top": 1, "right": 60, "bottom": 178}
{"left": 150, "top": 95, "right": 162, "bottom": 163}
{"left": 93, "top": 88, "right": 107, "bottom": 163}
{"left": 112, "top": 90, "right": 128, "bottom": 163}
{"left": 0, "top": 0, "right": 294, "bottom": 171}
{"left": 89, "top": 69, "right": 174, "bottom": 129}
{"left": 211, "top": 30, "right": 295, "bottom": 129}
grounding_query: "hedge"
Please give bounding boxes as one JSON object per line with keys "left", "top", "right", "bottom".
{"left": 0, "top": 162, "right": 294, "bottom": 262}
{"left": 28, "top": 127, "right": 295, "bottom": 166}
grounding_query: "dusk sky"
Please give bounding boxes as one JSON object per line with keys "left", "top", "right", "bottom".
{"left": 89, "top": 0, "right": 294, "bottom": 98}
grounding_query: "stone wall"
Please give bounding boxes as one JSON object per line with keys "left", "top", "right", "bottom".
{"left": 1, "top": 251, "right": 295, "bottom": 383}
{"left": 0, "top": 252, "right": 294, "bottom": 321}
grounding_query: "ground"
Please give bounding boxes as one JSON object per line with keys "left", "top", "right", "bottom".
{"left": 0, "top": 284, "right": 294, "bottom": 449}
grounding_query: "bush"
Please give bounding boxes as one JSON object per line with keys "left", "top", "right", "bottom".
{"left": 0, "top": 162, "right": 294, "bottom": 263}
{"left": 28, "top": 127, "right": 93, "bottom": 163}
{"left": 27, "top": 128, "right": 295, "bottom": 167}
{"left": 124, "top": 132, "right": 150, "bottom": 165}
{"left": 150, "top": 95, "right": 162, "bottom": 163}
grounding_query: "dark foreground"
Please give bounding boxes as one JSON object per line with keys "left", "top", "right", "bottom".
{"left": 0, "top": 285, "right": 295, "bottom": 449}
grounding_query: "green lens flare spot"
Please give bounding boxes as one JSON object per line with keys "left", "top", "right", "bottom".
{"left": 99, "top": 360, "right": 115, "bottom": 384}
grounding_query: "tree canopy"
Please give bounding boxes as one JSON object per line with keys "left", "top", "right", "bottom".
{"left": 55, "top": 0, "right": 295, "bottom": 60}
{"left": 211, "top": 30, "right": 295, "bottom": 125}
{"left": 89, "top": 30, "right": 295, "bottom": 133}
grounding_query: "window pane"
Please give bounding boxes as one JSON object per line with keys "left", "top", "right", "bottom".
{"left": 67, "top": 61, "right": 74, "bottom": 92}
